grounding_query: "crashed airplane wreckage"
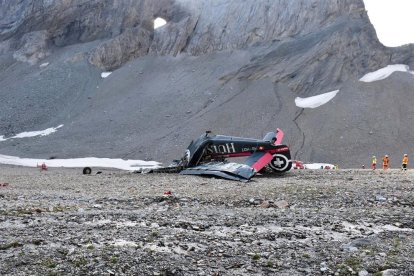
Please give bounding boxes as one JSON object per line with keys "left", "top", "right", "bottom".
{"left": 143, "top": 129, "right": 292, "bottom": 182}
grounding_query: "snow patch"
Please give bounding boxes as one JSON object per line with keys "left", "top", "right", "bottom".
{"left": 101, "top": 72, "right": 112, "bottom": 78}
{"left": 145, "top": 243, "right": 172, "bottom": 253}
{"left": 0, "top": 125, "right": 63, "bottom": 142}
{"left": 304, "top": 163, "right": 336, "bottom": 170}
{"left": 359, "top": 64, "right": 414, "bottom": 82}
{"left": 295, "top": 90, "right": 339, "bottom": 109}
{"left": 85, "top": 219, "right": 112, "bottom": 226}
{"left": 154, "top": 17, "right": 167, "bottom": 29}
{"left": 113, "top": 239, "right": 138, "bottom": 247}
{"left": 0, "top": 154, "right": 161, "bottom": 171}
{"left": 116, "top": 221, "right": 138, "bottom": 228}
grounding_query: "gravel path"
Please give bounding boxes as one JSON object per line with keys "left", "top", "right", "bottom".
{"left": 1, "top": 165, "right": 413, "bottom": 275}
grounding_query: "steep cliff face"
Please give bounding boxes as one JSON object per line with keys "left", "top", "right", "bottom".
{"left": 1, "top": 0, "right": 412, "bottom": 91}
{"left": 1, "top": 0, "right": 414, "bottom": 167}
{"left": 154, "top": 0, "right": 368, "bottom": 55}
{"left": 0, "top": 1, "right": 389, "bottom": 61}
{"left": 1, "top": 0, "right": 367, "bottom": 49}
{"left": 0, "top": 0, "right": 172, "bottom": 65}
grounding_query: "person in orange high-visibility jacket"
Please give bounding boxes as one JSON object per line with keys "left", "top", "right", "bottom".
{"left": 402, "top": 154, "right": 409, "bottom": 171}
{"left": 371, "top": 155, "right": 377, "bottom": 170}
{"left": 382, "top": 155, "right": 390, "bottom": 170}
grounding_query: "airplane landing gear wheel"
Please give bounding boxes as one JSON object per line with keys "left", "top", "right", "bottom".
{"left": 83, "top": 167, "right": 92, "bottom": 175}
{"left": 268, "top": 153, "right": 292, "bottom": 173}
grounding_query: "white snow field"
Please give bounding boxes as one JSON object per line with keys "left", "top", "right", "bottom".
{"left": 0, "top": 125, "right": 63, "bottom": 142}
{"left": 0, "top": 154, "right": 160, "bottom": 171}
{"left": 295, "top": 90, "right": 339, "bottom": 109}
{"left": 359, "top": 64, "right": 414, "bottom": 82}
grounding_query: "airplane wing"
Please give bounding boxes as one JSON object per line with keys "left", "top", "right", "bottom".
{"left": 245, "top": 152, "right": 273, "bottom": 172}
{"left": 180, "top": 162, "right": 256, "bottom": 182}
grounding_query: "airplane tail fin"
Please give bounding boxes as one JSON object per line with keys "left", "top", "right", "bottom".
{"left": 275, "top": 128, "right": 284, "bottom": 144}
{"left": 262, "top": 128, "right": 284, "bottom": 145}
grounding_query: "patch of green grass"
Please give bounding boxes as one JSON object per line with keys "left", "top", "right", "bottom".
{"left": 344, "top": 256, "right": 362, "bottom": 271}
{"left": 388, "top": 237, "right": 403, "bottom": 256}
{"left": 0, "top": 241, "right": 23, "bottom": 250}
{"left": 335, "top": 264, "right": 354, "bottom": 276}
{"left": 252, "top": 254, "right": 260, "bottom": 261}
{"left": 393, "top": 237, "right": 401, "bottom": 249}
{"left": 266, "top": 261, "right": 273, "bottom": 267}
{"left": 73, "top": 256, "right": 87, "bottom": 267}
{"left": 373, "top": 272, "right": 383, "bottom": 276}
{"left": 110, "top": 256, "right": 119, "bottom": 264}
{"left": 42, "top": 258, "right": 57, "bottom": 268}
{"left": 51, "top": 206, "right": 67, "bottom": 212}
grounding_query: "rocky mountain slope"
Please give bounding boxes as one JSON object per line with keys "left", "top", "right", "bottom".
{"left": 0, "top": 0, "right": 414, "bottom": 167}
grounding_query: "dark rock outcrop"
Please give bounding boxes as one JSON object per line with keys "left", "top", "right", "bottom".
{"left": 89, "top": 27, "right": 152, "bottom": 71}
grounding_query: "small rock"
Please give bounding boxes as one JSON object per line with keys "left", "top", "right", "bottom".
{"left": 358, "top": 270, "right": 368, "bottom": 276}
{"left": 249, "top": 198, "right": 261, "bottom": 205}
{"left": 342, "top": 245, "right": 358, "bottom": 252}
{"left": 260, "top": 200, "right": 271, "bottom": 208}
{"left": 274, "top": 200, "right": 289, "bottom": 208}
{"left": 192, "top": 225, "right": 200, "bottom": 231}
{"left": 381, "top": 269, "right": 399, "bottom": 276}
{"left": 375, "top": 195, "right": 387, "bottom": 202}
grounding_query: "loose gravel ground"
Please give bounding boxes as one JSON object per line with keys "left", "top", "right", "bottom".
{"left": 1, "top": 165, "right": 413, "bottom": 275}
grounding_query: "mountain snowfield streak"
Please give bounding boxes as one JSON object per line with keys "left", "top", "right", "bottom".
{"left": 359, "top": 64, "right": 414, "bottom": 82}
{"left": 0, "top": 125, "right": 64, "bottom": 142}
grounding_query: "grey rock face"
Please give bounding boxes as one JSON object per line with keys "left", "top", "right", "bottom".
{"left": 12, "top": 30, "right": 50, "bottom": 65}
{"left": 1, "top": 0, "right": 412, "bottom": 95}
{"left": 0, "top": 0, "right": 395, "bottom": 68}
{"left": 0, "top": 0, "right": 173, "bottom": 66}
{"left": 89, "top": 27, "right": 152, "bottom": 70}
{"left": 166, "top": 0, "right": 368, "bottom": 55}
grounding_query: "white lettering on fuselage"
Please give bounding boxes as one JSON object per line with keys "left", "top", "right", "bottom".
{"left": 209, "top": 143, "right": 236, "bottom": 154}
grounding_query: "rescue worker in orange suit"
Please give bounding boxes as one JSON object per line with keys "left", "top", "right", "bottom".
{"left": 371, "top": 155, "right": 377, "bottom": 170}
{"left": 382, "top": 155, "right": 390, "bottom": 170}
{"left": 402, "top": 154, "right": 409, "bottom": 171}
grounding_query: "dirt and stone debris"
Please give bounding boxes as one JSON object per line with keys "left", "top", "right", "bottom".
{"left": 1, "top": 165, "right": 413, "bottom": 275}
